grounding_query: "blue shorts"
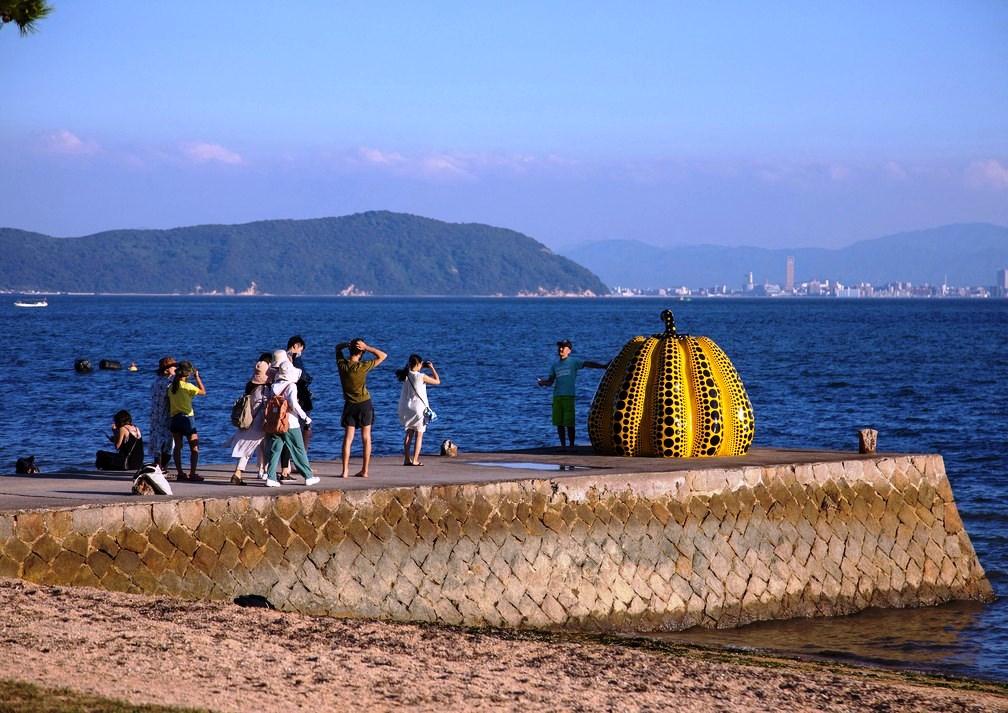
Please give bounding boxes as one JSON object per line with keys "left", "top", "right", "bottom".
{"left": 170, "top": 414, "right": 198, "bottom": 437}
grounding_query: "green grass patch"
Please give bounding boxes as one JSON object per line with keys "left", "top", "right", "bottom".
{"left": 0, "top": 679, "right": 213, "bottom": 713}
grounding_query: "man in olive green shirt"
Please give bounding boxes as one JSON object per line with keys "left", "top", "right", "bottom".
{"left": 335, "top": 338, "right": 387, "bottom": 478}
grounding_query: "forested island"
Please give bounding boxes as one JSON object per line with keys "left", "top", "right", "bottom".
{"left": 0, "top": 211, "right": 608, "bottom": 296}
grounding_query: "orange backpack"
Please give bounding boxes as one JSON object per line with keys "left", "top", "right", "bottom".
{"left": 263, "top": 388, "right": 290, "bottom": 434}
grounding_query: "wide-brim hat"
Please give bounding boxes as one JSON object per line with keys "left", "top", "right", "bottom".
{"left": 250, "top": 360, "right": 270, "bottom": 385}
{"left": 158, "top": 356, "right": 177, "bottom": 374}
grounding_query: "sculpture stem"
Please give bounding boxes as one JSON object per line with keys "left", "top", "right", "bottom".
{"left": 660, "top": 309, "right": 676, "bottom": 336}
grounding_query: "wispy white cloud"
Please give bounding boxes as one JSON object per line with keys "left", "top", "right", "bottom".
{"left": 346, "top": 146, "right": 571, "bottom": 180}
{"left": 883, "top": 160, "right": 908, "bottom": 180}
{"left": 357, "top": 146, "right": 405, "bottom": 165}
{"left": 749, "top": 160, "right": 860, "bottom": 185}
{"left": 181, "top": 142, "right": 243, "bottom": 165}
{"left": 43, "top": 129, "right": 99, "bottom": 155}
{"left": 752, "top": 161, "right": 819, "bottom": 185}
{"left": 420, "top": 154, "right": 471, "bottom": 178}
{"left": 465, "top": 152, "right": 541, "bottom": 172}
{"left": 966, "top": 159, "right": 1008, "bottom": 190}
{"left": 828, "top": 164, "right": 851, "bottom": 181}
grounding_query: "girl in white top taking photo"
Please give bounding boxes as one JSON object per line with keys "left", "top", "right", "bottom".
{"left": 396, "top": 354, "right": 441, "bottom": 466}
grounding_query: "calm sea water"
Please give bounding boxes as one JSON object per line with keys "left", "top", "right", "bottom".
{"left": 3, "top": 296, "right": 1005, "bottom": 681}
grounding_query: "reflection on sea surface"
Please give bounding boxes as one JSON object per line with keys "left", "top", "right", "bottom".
{"left": 653, "top": 600, "right": 996, "bottom": 680}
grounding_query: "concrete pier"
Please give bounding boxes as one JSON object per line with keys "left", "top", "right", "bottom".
{"left": 0, "top": 448, "right": 994, "bottom": 631}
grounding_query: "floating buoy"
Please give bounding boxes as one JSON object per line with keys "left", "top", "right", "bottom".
{"left": 74, "top": 359, "right": 92, "bottom": 373}
{"left": 99, "top": 359, "right": 122, "bottom": 370}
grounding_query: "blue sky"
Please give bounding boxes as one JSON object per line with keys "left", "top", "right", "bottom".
{"left": 1, "top": 1, "right": 1006, "bottom": 248}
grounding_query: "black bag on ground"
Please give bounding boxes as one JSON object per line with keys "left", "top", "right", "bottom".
{"left": 15, "top": 455, "right": 40, "bottom": 474}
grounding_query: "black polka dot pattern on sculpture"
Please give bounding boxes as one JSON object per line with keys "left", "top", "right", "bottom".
{"left": 589, "top": 311, "right": 754, "bottom": 458}
{"left": 705, "top": 337, "right": 755, "bottom": 453}
{"left": 612, "top": 337, "right": 658, "bottom": 456}
{"left": 589, "top": 337, "right": 645, "bottom": 453}
{"left": 687, "top": 338, "right": 723, "bottom": 457}
{"left": 652, "top": 332, "right": 689, "bottom": 457}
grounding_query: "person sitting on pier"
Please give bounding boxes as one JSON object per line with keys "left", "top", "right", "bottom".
{"left": 537, "top": 339, "right": 608, "bottom": 449}
{"left": 95, "top": 409, "right": 144, "bottom": 471}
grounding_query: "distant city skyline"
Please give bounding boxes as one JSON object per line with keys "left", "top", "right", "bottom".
{"left": 749, "top": 255, "right": 1008, "bottom": 296}
{"left": 565, "top": 223, "right": 1008, "bottom": 290}
{"left": 1, "top": 3, "right": 1006, "bottom": 250}
{"left": 614, "top": 258, "right": 1008, "bottom": 298}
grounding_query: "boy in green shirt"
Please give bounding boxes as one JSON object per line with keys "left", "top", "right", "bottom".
{"left": 537, "top": 339, "right": 608, "bottom": 449}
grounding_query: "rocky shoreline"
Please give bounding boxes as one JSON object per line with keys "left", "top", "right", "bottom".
{"left": 1, "top": 578, "right": 1005, "bottom": 712}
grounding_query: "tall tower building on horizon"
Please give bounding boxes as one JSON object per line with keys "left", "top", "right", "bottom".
{"left": 785, "top": 256, "right": 795, "bottom": 292}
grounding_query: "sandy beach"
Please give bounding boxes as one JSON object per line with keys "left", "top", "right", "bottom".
{"left": 1, "top": 578, "right": 1004, "bottom": 712}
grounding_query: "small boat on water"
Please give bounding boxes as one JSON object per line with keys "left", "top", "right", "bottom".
{"left": 13, "top": 299, "right": 48, "bottom": 308}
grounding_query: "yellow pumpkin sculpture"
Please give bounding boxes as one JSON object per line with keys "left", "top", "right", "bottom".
{"left": 588, "top": 309, "right": 754, "bottom": 457}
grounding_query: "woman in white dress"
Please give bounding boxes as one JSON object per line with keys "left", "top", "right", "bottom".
{"left": 396, "top": 354, "right": 441, "bottom": 466}
{"left": 228, "top": 354, "right": 272, "bottom": 485}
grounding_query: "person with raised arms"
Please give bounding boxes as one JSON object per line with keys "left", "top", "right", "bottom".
{"left": 335, "top": 338, "right": 387, "bottom": 478}
{"left": 168, "top": 360, "right": 206, "bottom": 481}
{"left": 537, "top": 339, "right": 609, "bottom": 450}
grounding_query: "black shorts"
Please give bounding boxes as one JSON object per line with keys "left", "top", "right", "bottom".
{"left": 170, "top": 413, "right": 198, "bottom": 437}
{"left": 341, "top": 399, "right": 374, "bottom": 428}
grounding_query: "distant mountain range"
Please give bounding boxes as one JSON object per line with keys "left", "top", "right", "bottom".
{"left": 6, "top": 216, "right": 1005, "bottom": 296}
{"left": 0, "top": 211, "right": 608, "bottom": 296}
{"left": 563, "top": 224, "right": 1008, "bottom": 289}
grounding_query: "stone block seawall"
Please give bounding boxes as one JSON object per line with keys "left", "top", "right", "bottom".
{"left": 0, "top": 454, "right": 994, "bottom": 631}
